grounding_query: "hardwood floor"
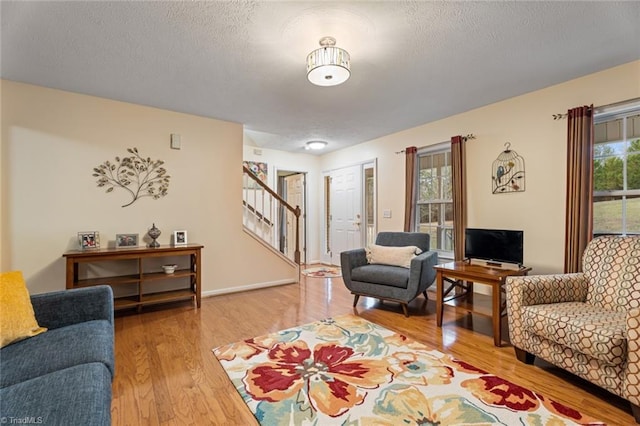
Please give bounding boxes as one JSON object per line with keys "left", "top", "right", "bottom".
{"left": 112, "top": 273, "right": 634, "bottom": 425}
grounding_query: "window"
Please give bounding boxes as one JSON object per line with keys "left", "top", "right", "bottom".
{"left": 364, "top": 164, "right": 376, "bottom": 247}
{"left": 414, "top": 145, "right": 453, "bottom": 254}
{"left": 593, "top": 104, "right": 640, "bottom": 236}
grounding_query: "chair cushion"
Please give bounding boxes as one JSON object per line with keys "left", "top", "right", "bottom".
{"left": 366, "top": 244, "right": 421, "bottom": 268}
{"left": 0, "top": 320, "right": 114, "bottom": 388}
{"left": 351, "top": 264, "right": 409, "bottom": 289}
{"left": 0, "top": 363, "right": 111, "bottom": 426}
{"left": 521, "top": 301, "right": 626, "bottom": 366}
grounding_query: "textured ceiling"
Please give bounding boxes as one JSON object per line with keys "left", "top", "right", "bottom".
{"left": 2, "top": 1, "right": 639, "bottom": 154}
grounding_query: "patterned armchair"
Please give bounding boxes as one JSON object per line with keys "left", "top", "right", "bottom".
{"left": 506, "top": 236, "right": 640, "bottom": 422}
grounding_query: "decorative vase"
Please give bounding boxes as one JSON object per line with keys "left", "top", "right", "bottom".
{"left": 148, "top": 223, "right": 161, "bottom": 248}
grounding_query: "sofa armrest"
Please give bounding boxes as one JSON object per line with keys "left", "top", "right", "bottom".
{"left": 31, "top": 286, "right": 114, "bottom": 330}
{"left": 408, "top": 250, "right": 438, "bottom": 294}
{"left": 625, "top": 308, "right": 640, "bottom": 407}
{"left": 507, "top": 273, "right": 588, "bottom": 307}
{"left": 340, "top": 249, "right": 368, "bottom": 290}
{"left": 506, "top": 273, "right": 587, "bottom": 350}
{"left": 341, "top": 248, "right": 367, "bottom": 268}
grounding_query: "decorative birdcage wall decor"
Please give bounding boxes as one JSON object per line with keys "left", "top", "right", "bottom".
{"left": 492, "top": 143, "right": 525, "bottom": 194}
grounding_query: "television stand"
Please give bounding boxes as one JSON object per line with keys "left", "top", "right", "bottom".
{"left": 434, "top": 261, "right": 531, "bottom": 346}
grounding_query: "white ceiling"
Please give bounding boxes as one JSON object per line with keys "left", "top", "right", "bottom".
{"left": 2, "top": 1, "right": 639, "bottom": 154}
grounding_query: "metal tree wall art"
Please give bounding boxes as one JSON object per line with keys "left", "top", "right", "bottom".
{"left": 92, "top": 147, "right": 171, "bottom": 207}
{"left": 492, "top": 142, "right": 525, "bottom": 194}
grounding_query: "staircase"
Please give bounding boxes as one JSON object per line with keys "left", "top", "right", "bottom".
{"left": 242, "top": 165, "right": 301, "bottom": 266}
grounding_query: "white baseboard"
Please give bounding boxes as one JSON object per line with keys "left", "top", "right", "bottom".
{"left": 202, "top": 278, "right": 296, "bottom": 298}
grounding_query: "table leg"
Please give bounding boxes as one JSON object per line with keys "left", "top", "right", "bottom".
{"left": 492, "top": 280, "right": 502, "bottom": 346}
{"left": 65, "top": 259, "right": 76, "bottom": 290}
{"left": 466, "top": 281, "right": 474, "bottom": 302}
{"left": 195, "top": 250, "right": 202, "bottom": 308}
{"left": 436, "top": 271, "right": 443, "bottom": 327}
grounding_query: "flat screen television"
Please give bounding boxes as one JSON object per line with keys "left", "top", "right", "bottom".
{"left": 464, "top": 228, "right": 524, "bottom": 266}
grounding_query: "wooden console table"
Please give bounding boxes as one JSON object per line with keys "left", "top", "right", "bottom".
{"left": 63, "top": 244, "right": 203, "bottom": 311}
{"left": 434, "top": 261, "right": 531, "bottom": 346}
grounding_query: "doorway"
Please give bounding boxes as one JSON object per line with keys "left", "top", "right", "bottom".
{"left": 277, "top": 170, "right": 306, "bottom": 264}
{"left": 364, "top": 162, "right": 377, "bottom": 247}
{"left": 324, "top": 161, "right": 376, "bottom": 265}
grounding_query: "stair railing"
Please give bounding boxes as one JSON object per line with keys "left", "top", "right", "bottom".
{"left": 242, "top": 166, "right": 301, "bottom": 264}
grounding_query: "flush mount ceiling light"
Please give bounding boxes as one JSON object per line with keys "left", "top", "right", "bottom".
{"left": 306, "top": 36, "right": 350, "bottom": 87}
{"left": 305, "top": 141, "right": 328, "bottom": 150}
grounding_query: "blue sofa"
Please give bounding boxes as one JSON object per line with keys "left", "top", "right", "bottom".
{"left": 0, "top": 286, "right": 114, "bottom": 425}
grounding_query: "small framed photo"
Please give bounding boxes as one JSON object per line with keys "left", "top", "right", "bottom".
{"left": 78, "top": 232, "right": 100, "bottom": 250}
{"left": 173, "top": 230, "right": 187, "bottom": 246}
{"left": 116, "top": 233, "right": 139, "bottom": 248}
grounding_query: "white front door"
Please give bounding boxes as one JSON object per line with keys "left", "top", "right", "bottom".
{"left": 330, "top": 164, "right": 362, "bottom": 265}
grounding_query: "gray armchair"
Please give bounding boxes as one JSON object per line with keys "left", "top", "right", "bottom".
{"left": 340, "top": 232, "right": 438, "bottom": 316}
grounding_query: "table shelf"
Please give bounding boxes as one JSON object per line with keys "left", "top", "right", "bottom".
{"left": 114, "top": 296, "right": 140, "bottom": 310}
{"left": 141, "top": 289, "right": 196, "bottom": 305}
{"left": 75, "top": 274, "right": 141, "bottom": 287}
{"left": 443, "top": 298, "right": 493, "bottom": 318}
{"left": 142, "top": 269, "right": 195, "bottom": 281}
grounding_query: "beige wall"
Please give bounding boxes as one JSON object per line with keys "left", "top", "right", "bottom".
{"left": 3, "top": 60, "right": 638, "bottom": 295}
{"left": 1, "top": 80, "right": 296, "bottom": 294}
{"left": 242, "top": 143, "right": 322, "bottom": 263}
{"left": 0, "top": 81, "right": 3, "bottom": 268}
{"left": 320, "top": 60, "right": 640, "bottom": 274}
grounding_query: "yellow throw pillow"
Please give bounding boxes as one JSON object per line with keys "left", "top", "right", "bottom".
{"left": 366, "top": 244, "right": 422, "bottom": 268}
{"left": 0, "top": 271, "right": 47, "bottom": 348}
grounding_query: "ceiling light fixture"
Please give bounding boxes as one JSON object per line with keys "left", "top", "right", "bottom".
{"left": 305, "top": 141, "right": 328, "bottom": 150}
{"left": 306, "top": 36, "right": 350, "bottom": 87}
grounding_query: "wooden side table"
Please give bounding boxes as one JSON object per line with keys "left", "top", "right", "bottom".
{"left": 434, "top": 261, "right": 531, "bottom": 346}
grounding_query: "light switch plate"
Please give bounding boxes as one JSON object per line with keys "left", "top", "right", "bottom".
{"left": 383, "top": 209, "right": 392, "bottom": 218}
{"left": 170, "top": 133, "right": 181, "bottom": 149}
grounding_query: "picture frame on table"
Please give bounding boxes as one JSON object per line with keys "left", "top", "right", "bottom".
{"left": 78, "top": 231, "right": 100, "bottom": 250}
{"left": 116, "top": 233, "right": 139, "bottom": 248}
{"left": 173, "top": 230, "right": 187, "bottom": 246}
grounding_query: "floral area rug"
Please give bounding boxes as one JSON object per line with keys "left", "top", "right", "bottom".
{"left": 213, "top": 314, "right": 603, "bottom": 425}
{"left": 301, "top": 266, "right": 341, "bottom": 278}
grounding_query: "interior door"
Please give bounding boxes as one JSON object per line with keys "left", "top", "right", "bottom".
{"left": 330, "top": 164, "right": 362, "bottom": 265}
{"left": 284, "top": 173, "right": 305, "bottom": 262}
